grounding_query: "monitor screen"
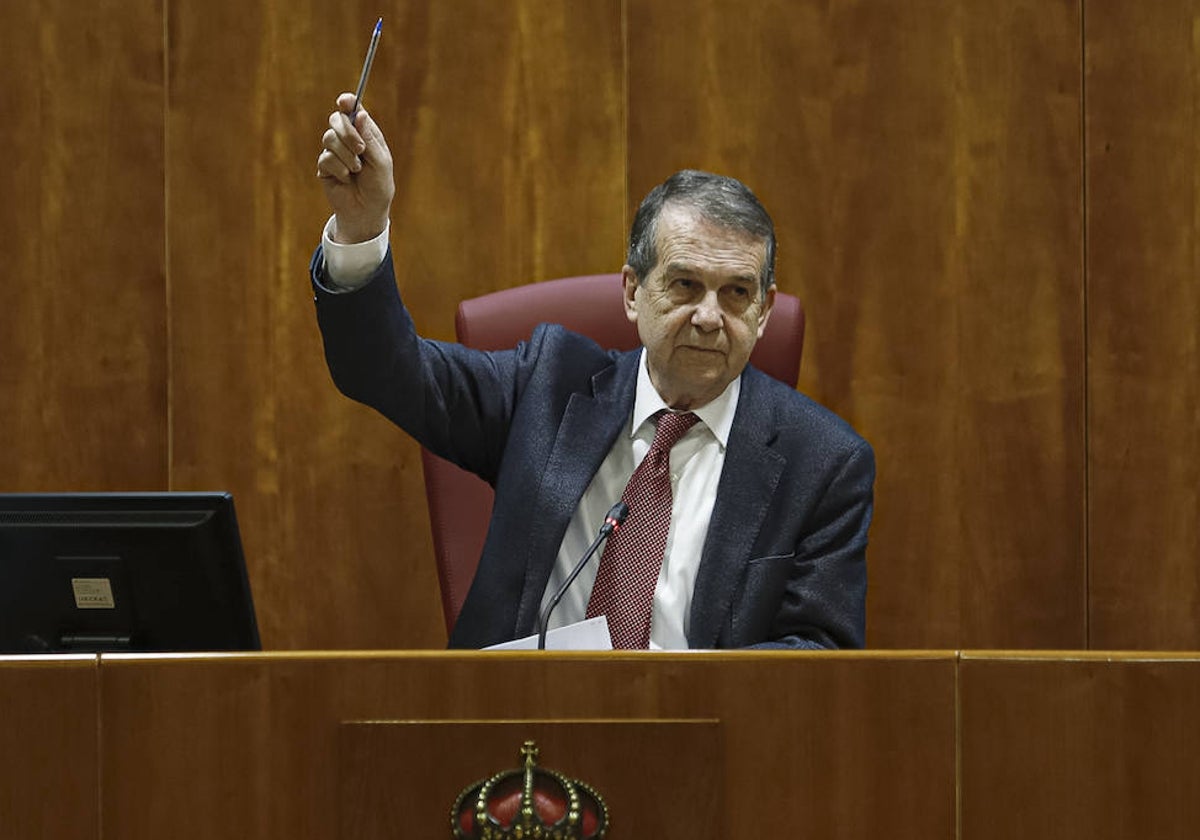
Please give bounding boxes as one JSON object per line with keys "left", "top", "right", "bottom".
{"left": 0, "top": 492, "right": 260, "bottom": 653}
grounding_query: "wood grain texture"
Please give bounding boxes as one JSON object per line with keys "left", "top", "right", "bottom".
{"left": 13, "top": 0, "right": 1200, "bottom": 653}
{"left": 341, "top": 720, "right": 722, "bottom": 838}
{"left": 629, "top": 0, "right": 1085, "bottom": 648}
{"left": 0, "top": 0, "right": 166, "bottom": 492}
{"left": 961, "top": 653, "right": 1200, "bottom": 839}
{"left": 99, "top": 652, "right": 956, "bottom": 839}
{"left": 1085, "top": 1, "right": 1200, "bottom": 648}
{"left": 165, "top": 1, "right": 625, "bottom": 649}
{"left": 0, "top": 656, "right": 99, "bottom": 839}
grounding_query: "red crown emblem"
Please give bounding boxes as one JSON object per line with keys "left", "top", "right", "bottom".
{"left": 451, "top": 740, "right": 608, "bottom": 839}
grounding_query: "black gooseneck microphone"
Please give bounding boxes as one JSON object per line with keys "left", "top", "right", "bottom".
{"left": 536, "top": 501, "right": 629, "bottom": 650}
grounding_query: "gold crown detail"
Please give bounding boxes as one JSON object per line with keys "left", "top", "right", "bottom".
{"left": 451, "top": 740, "right": 608, "bottom": 839}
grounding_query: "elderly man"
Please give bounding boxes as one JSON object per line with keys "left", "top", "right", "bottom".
{"left": 313, "top": 93, "right": 874, "bottom": 650}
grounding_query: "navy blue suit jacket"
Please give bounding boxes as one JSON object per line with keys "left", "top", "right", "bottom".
{"left": 312, "top": 248, "right": 874, "bottom": 649}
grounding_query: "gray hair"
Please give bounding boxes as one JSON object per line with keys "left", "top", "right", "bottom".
{"left": 627, "top": 169, "right": 776, "bottom": 296}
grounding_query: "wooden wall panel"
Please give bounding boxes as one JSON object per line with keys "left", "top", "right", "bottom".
{"left": 628, "top": 0, "right": 1086, "bottom": 648}
{"left": 1086, "top": 2, "right": 1200, "bottom": 648}
{"left": 99, "top": 652, "right": 956, "bottom": 839}
{"left": 0, "top": 0, "right": 166, "bottom": 491}
{"left": 961, "top": 653, "right": 1200, "bottom": 839}
{"left": 11, "top": 0, "right": 1200, "bottom": 652}
{"left": 165, "top": 1, "right": 625, "bottom": 649}
{"left": 0, "top": 656, "right": 98, "bottom": 840}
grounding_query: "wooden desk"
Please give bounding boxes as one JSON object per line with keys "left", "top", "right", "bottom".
{"left": 0, "top": 655, "right": 98, "bottom": 840}
{"left": 98, "top": 651, "right": 955, "bottom": 839}
{"left": 7, "top": 651, "right": 1200, "bottom": 838}
{"left": 961, "top": 652, "right": 1200, "bottom": 840}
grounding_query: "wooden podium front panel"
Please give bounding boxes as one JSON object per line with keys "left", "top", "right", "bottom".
{"left": 99, "top": 651, "right": 956, "bottom": 840}
{"left": 340, "top": 720, "right": 721, "bottom": 838}
{"left": 961, "top": 653, "right": 1200, "bottom": 839}
{"left": 0, "top": 655, "right": 98, "bottom": 840}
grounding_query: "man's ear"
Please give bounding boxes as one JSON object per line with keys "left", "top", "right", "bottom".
{"left": 621, "top": 265, "right": 640, "bottom": 324}
{"left": 756, "top": 285, "right": 777, "bottom": 339}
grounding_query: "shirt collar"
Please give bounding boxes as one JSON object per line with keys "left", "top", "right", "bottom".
{"left": 630, "top": 349, "right": 740, "bottom": 448}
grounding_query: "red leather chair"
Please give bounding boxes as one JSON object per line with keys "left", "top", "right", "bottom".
{"left": 421, "top": 273, "right": 806, "bottom": 635}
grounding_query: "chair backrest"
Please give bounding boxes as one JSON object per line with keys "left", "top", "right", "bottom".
{"left": 421, "top": 273, "right": 806, "bottom": 635}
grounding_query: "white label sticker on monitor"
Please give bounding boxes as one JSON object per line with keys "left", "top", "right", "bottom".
{"left": 71, "top": 578, "right": 116, "bottom": 609}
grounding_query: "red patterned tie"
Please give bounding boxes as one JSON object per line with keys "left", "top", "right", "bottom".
{"left": 586, "top": 410, "right": 700, "bottom": 648}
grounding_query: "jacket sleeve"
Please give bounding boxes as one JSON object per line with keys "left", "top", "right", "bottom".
{"left": 311, "top": 246, "right": 530, "bottom": 485}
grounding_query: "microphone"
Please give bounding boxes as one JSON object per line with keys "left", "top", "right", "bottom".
{"left": 536, "top": 501, "right": 629, "bottom": 650}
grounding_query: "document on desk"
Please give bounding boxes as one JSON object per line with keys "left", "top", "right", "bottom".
{"left": 485, "top": 616, "right": 613, "bottom": 651}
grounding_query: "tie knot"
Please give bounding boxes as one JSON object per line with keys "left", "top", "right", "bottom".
{"left": 650, "top": 410, "right": 699, "bottom": 452}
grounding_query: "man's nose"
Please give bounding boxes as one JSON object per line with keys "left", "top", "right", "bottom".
{"left": 691, "top": 291, "right": 723, "bottom": 331}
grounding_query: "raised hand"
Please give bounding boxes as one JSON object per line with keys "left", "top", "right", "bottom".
{"left": 317, "top": 92, "right": 395, "bottom": 244}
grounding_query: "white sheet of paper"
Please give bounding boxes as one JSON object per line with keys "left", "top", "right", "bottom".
{"left": 484, "top": 616, "right": 613, "bottom": 651}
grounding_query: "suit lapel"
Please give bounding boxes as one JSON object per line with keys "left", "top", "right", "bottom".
{"left": 514, "top": 352, "right": 639, "bottom": 633}
{"left": 688, "top": 369, "right": 786, "bottom": 648}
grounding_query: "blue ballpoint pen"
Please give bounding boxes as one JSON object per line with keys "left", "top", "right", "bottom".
{"left": 350, "top": 18, "right": 383, "bottom": 122}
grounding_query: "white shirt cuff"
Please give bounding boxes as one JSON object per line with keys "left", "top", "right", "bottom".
{"left": 320, "top": 215, "right": 390, "bottom": 291}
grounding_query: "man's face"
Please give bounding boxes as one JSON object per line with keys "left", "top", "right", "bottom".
{"left": 624, "top": 204, "right": 775, "bottom": 410}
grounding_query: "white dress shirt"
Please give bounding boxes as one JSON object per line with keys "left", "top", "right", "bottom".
{"left": 539, "top": 354, "right": 736, "bottom": 648}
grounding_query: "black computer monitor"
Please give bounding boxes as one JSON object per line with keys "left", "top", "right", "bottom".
{"left": 0, "top": 492, "right": 260, "bottom": 653}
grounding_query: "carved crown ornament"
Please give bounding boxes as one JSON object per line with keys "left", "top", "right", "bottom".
{"left": 451, "top": 740, "right": 609, "bottom": 839}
